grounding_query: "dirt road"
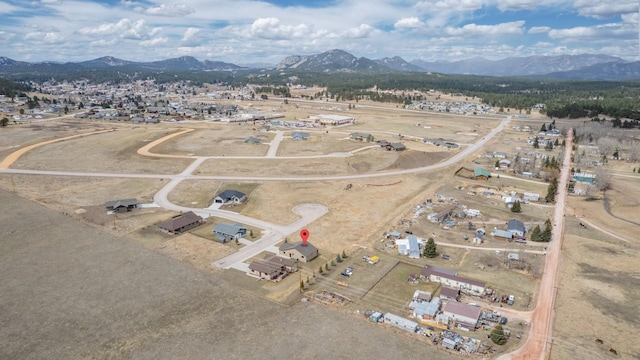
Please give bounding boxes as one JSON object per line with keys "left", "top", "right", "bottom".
{"left": 500, "top": 128, "right": 573, "bottom": 360}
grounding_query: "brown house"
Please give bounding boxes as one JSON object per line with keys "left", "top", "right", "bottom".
{"left": 105, "top": 198, "right": 138, "bottom": 213}
{"left": 157, "top": 211, "right": 204, "bottom": 234}
{"left": 279, "top": 241, "right": 319, "bottom": 263}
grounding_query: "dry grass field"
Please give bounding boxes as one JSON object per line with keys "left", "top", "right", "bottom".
{"left": 151, "top": 126, "right": 272, "bottom": 156}
{"left": 10, "top": 126, "right": 192, "bottom": 174}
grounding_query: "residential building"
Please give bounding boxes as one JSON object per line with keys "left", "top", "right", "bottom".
{"left": 279, "top": 241, "right": 319, "bottom": 262}
{"left": 411, "top": 296, "right": 442, "bottom": 322}
{"left": 420, "top": 265, "right": 486, "bottom": 295}
{"left": 213, "top": 190, "right": 246, "bottom": 204}
{"left": 442, "top": 302, "right": 482, "bottom": 331}
{"left": 157, "top": 211, "right": 204, "bottom": 234}
{"left": 507, "top": 219, "right": 526, "bottom": 238}
{"left": 350, "top": 132, "right": 374, "bottom": 142}
{"left": 291, "top": 132, "right": 310, "bottom": 140}
{"left": 439, "top": 287, "right": 460, "bottom": 301}
{"left": 105, "top": 198, "right": 138, "bottom": 213}
{"left": 213, "top": 223, "right": 247, "bottom": 243}
{"left": 473, "top": 168, "right": 491, "bottom": 180}
{"left": 493, "top": 229, "right": 513, "bottom": 240}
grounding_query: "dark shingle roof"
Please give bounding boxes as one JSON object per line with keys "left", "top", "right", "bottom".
{"left": 279, "top": 241, "right": 318, "bottom": 258}
{"left": 105, "top": 198, "right": 137, "bottom": 208}
{"left": 157, "top": 211, "right": 203, "bottom": 232}
{"left": 216, "top": 190, "right": 246, "bottom": 201}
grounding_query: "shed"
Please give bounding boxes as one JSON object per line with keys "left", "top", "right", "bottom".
{"left": 442, "top": 338, "right": 457, "bottom": 350}
{"left": 383, "top": 313, "right": 418, "bottom": 332}
{"left": 370, "top": 312, "right": 384, "bottom": 323}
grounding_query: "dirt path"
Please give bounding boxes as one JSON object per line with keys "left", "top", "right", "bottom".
{"left": 500, "top": 128, "right": 573, "bottom": 360}
{"left": 136, "top": 128, "right": 196, "bottom": 158}
{"left": 0, "top": 128, "right": 116, "bottom": 169}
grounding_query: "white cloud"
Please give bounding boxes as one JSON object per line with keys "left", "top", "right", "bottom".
{"left": 343, "top": 24, "right": 376, "bottom": 39}
{"left": 25, "top": 31, "right": 64, "bottom": 43}
{"left": 144, "top": 4, "right": 195, "bottom": 17}
{"left": 446, "top": 21, "right": 525, "bottom": 36}
{"left": 573, "top": 0, "right": 637, "bottom": 19}
{"left": 140, "top": 37, "right": 168, "bottom": 47}
{"left": 415, "top": 0, "right": 484, "bottom": 12}
{"left": 395, "top": 17, "right": 423, "bottom": 29}
{"left": 181, "top": 27, "right": 200, "bottom": 42}
{"left": 249, "top": 17, "right": 314, "bottom": 39}
{"left": 494, "top": 0, "right": 566, "bottom": 11}
{"left": 548, "top": 23, "right": 635, "bottom": 41}
{"left": 528, "top": 26, "right": 551, "bottom": 34}
{"left": 78, "top": 18, "right": 160, "bottom": 40}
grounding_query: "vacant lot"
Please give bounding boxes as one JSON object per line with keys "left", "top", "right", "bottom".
{"left": 10, "top": 127, "right": 192, "bottom": 174}
{"left": 151, "top": 126, "right": 272, "bottom": 156}
{"left": 552, "top": 230, "right": 640, "bottom": 360}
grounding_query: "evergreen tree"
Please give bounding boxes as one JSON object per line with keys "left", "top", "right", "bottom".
{"left": 495, "top": 159, "right": 500, "bottom": 168}
{"left": 533, "top": 137, "right": 539, "bottom": 149}
{"left": 540, "top": 123, "right": 547, "bottom": 132}
{"left": 490, "top": 325, "right": 508, "bottom": 345}
{"left": 423, "top": 238, "right": 437, "bottom": 258}
{"left": 530, "top": 225, "right": 542, "bottom": 242}
{"left": 336, "top": 254, "right": 342, "bottom": 263}
{"left": 545, "top": 177, "right": 558, "bottom": 202}
{"left": 511, "top": 200, "right": 522, "bottom": 213}
{"left": 541, "top": 219, "right": 553, "bottom": 242}
{"left": 342, "top": 250, "right": 347, "bottom": 258}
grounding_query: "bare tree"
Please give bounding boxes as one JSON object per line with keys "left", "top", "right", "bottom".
{"left": 594, "top": 166, "right": 612, "bottom": 191}
{"left": 625, "top": 140, "right": 640, "bottom": 162}
{"left": 596, "top": 136, "right": 619, "bottom": 158}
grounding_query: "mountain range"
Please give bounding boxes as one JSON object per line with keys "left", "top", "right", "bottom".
{"left": 1, "top": 50, "right": 639, "bottom": 80}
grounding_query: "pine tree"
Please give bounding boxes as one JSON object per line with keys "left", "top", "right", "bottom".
{"left": 545, "top": 177, "right": 558, "bottom": 203}
{"left": 540, "top": 123, "right": 547, "bottom": 132}
{"left": 530, "top": 225, "right": 542, "bottom": 242}
{"left": 342, "top": 250, "right": 347, "bottom": 258}
{"left": 336, "top": 254, "right": 342, "bottom": 263}
{"left": 511, "top": 200, "right": 521, "bottom": 213}
{"left": 533, "top": 137, "right": 539, "bottom": 149}
{"left": 423, "top": 238, "right": 437, "bottom": 258}
{"left": 491, "top": 325, "right": 508, "bottom": 345}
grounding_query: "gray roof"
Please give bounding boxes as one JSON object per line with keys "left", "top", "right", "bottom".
{"left": 421, "top": 265, "right": 458, "bottom": 278}
{"left": 279, "top": 241, "right": 318, "bottom": 258}
{"left": 494, "top": 229, "right": 513, "bottom": 238}
{"left": 213, "top": 223, "right": 247, "bottom": 236}
{"left": 105, "top": 198, "right": 137, "bottom": 208}
{"left": 507, "top": 219, "right": 525, "bottom": 233}
{"left": 291, "top": 132, "right": 310, "bottom": 139}
{"left": 244, "top": 136, "right": 262, "bottom": 144}
{"left": 215, "top": 190, "right": 246, "bottom": 201}
{"left": 248, "top": 260, "right": 282, "bottom": 277}
{"left": 443, "top": 301, "right": 482, "bottom": 321}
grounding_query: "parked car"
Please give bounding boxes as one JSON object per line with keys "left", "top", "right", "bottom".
{"left": 341, "top": 271, "right": 351, "bottom": 277}
{"left": 500, "top": 317, "right": 508, "bottom": 325}
{"left": 441, "top": 254, "right": 450, "bottom": 260}
{"left": 405, "top": 230, "right": 413, "bottom": 235}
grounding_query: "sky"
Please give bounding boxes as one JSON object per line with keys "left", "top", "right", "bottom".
{"left": 0, "top": 0, "right": 638, "bottom": 65}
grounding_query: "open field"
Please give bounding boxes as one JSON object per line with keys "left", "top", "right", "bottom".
{"left": 151, "top": 126, "right": 272, "bottom": 156}
{"left": 10, "top": 126, "right": 192, "bottom": 174}
{"left": 277, "top": 131, "right": 372, "bottom": 155}
{"left": 0, "top": 189, "right": 458, "bottom": 360}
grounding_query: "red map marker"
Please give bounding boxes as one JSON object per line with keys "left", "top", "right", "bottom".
{"left": 300, "top": 229, "right": 310, "bottom": 245}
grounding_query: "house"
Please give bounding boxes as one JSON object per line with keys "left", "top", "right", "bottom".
{"left": 430, "top": 206, "right": 454, "bottom": 223}
{"left": 498, "top": 159, "right": 511, "bottom": 169}
{"left": 507, "top": 219, "right": 526, "bottom": 237}
{"left": 213, "top": 190, "right": 246, "bottom": 204}
{"left": 408, "top": 235, "right": 421, "bottom": 259}
{"left": 384, "top": 142, "right": 406, "bottom": 151}
{"left": 442, "top": 302, "right": 482, "bottom": 330}
{"left": 350, "top": 132, "right": 374, "bottom": 142}
{"left": 157, "top": 211, "right": 204, "bottom": 234}
{"left": 439, "top": 287, "right": 460, "bottom": 301}
{"left": 279, "top": 241, "right": 319, "bottom": 262}
{"left": 411, "top": 296, "right": 442, "bottom": 321}
{"left": 473, "top": 167, "right": 491, "bottom": 180}
{"left": 421, "top": 265, "right": 486, "bottom": 295}
{"left": 523, "top": 192, "right": 540, "bottom": 202}
{"left": 213, "top": 223, "right": 247, "bottom": 243}
{"left": 412, "top": 290, "right": 432, "bottom": 302}
{"left": 248, "top": 254, "right": 298, "bottom": 282}
{"left": 493, "top": 151, "right": 507, "bottom": 159}
{"left": 383, "top": 313, "right": 418, "bottom": 332}
{"left": 472, "top": 232, "right": 484, "bottom": 244}
{"left": 244, "top": 136, "right": 262, "bottom": 144}
{"left": 263, "top": 253, "right": 298, "bottom": 272}
{"left": 105, "top": 198, "right": 138, "bottom": 213}
{"left": 291, "top": 132, "right": 310, "bottom": 140}
{"left": 248, "top": 260, "right": 286, "bottom": 281}
{"left": 572, "top": 172, "right": 596, "bottom": 184}
{"left": 493, "top": 229, "right": 513, "bottom": 240}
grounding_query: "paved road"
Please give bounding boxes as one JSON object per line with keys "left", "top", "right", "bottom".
{"left": 500, "top": 128, "right": 573, "bottom": 360}
{"left": 266, "top": 130, "right": 283, "bottom": 158}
